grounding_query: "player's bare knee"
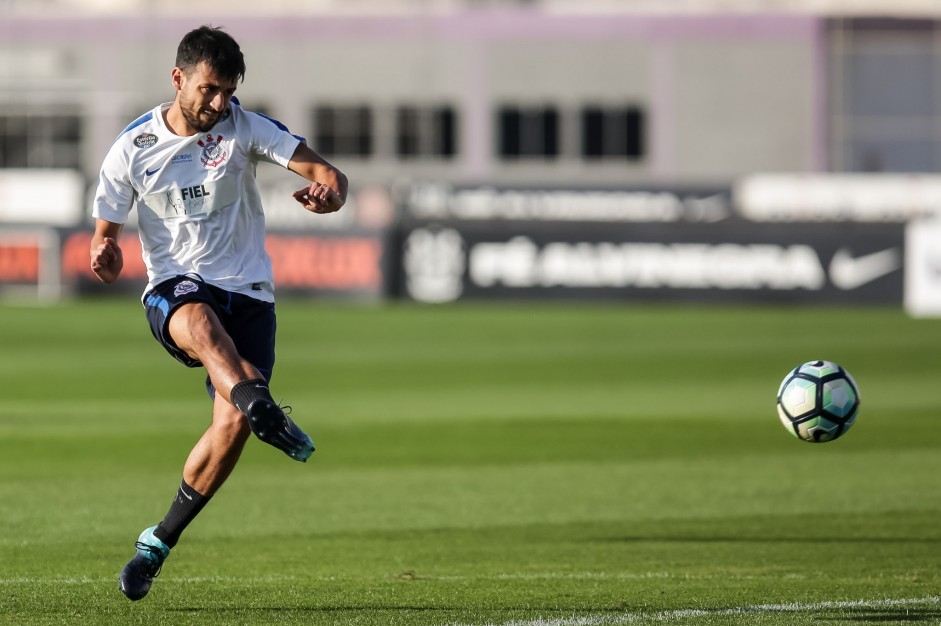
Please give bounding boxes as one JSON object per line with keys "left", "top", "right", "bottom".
{"left": 213, "top": 408, "right": 251, "bottom": 444}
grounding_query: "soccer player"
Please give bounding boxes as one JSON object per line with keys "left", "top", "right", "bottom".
{"left": 89, "top": 25, "right": 348, "bottom": 601}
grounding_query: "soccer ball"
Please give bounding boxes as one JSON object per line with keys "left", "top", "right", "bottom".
{"left": 776, "top": 360, "right": 860, "bottom": 443}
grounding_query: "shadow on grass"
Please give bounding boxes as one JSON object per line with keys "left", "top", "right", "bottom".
{"left": 155, "top": 605, "right": 941, "bottom": 624}
{"left": 603, "top": 536, "right": 941, "bottom": 544}
{"left": 828, "top": 608, "right": 941, "bottom": 622}
{"left": 163, "top": 606, "right": 465, "bottom": 612}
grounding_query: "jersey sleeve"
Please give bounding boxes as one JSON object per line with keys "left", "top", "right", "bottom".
{"left": 92, "top": 140, "right": 135, "bottom": 224}
{"left": 246, "top": 111, "right": 303, "bottom": 168}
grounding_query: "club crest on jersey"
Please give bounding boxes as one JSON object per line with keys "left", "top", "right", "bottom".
{"left": 197, "top": 133, "right": 227, "bottom": 167}
{"left": 173, "top": 280, "right": 200, "bottom": 297}
{"left": 134, "top": 133, "right": 158, "bottom": 148}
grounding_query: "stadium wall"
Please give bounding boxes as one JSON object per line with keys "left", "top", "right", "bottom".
{"left": 0, "top": 12, "right": 822, "bottom": 187}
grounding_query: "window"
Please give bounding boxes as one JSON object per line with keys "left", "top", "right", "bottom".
{"left": 313, "top": 105, "right": 372, "bottom": 157}
{"left": 0, "top": 114, "right": 81, "bottom": 168}
{"left": 498, "top": 105, "right": 559, "bottom": 159}
{"left": 829, "top": 18, "right": 941, "bottom": 172}
{"left": 396, "top": 105, "right": 457, "bottom": 159}
{"left": 581, "top": 106, "right": 644, "bottom": 159}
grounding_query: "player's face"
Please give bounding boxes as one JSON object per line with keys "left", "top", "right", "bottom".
{"left": 174, "top": 62, "right": 238, "bottom": 133}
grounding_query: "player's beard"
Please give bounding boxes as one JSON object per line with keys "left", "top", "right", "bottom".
{"left": 180, "top": 94, "right": 223, "bottom": 133}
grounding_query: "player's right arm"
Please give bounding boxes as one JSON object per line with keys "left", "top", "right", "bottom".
{"left": 90, "top": 219, "right": 124, "bottom": 284}
{"left": 90, "top": 130, "right": 136, "bottom": 284}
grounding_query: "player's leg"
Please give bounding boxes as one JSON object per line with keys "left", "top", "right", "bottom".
{"left": 119, "top": 308, "right": 273, "bottom": 601}
{"left": 225, "top": 294, "right": 315, "bottom": 462}
{"left": 169, "top": 300, "right": 314, "bottom": 461}
{"left": 182, "top": 394, "right": 251, "bottom": 496}
{"left": 120, "top": 281, "right": 306, "bottom": 601}
{"left": 143, "top": 395, "right": 249, "bottom": 554}
{"left": 167, "top": 300, "right": 262, "bottom": 405}
{"left": 118, "top": 396, "right": 246, "bottom": 602}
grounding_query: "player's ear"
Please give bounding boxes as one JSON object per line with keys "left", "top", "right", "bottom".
{"left": 171, "top": 67, "right": 184, "bottom": 91}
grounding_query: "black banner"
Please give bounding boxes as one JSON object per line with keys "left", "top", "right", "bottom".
{"left": 396, "top": 220, "right": 904, "bottom": 304}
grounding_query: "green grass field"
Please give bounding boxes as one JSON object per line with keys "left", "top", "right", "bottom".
{"left": 2, "top": 299, "right": 941, "bottom": 625}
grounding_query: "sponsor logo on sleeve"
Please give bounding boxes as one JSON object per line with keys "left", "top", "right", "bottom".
{"left": 133, "top": 133, "right": 158, "bottom": 148}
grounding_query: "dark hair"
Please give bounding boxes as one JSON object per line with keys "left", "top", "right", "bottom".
{"left": 176, "top": 25, "right": 246, "bottom": 83}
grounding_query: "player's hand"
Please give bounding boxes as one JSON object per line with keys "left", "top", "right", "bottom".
{"left": 292, "top": 182, "right": 344, "bottom": 214}
{"left": 90, "top": 237, "right": 123, "bottom": 283}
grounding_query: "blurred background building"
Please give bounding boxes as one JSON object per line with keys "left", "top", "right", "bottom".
{"left": 0, "top": 0, "right": 939, "bottom": 311}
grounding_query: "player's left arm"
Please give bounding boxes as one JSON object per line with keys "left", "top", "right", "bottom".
{"left": 287, "top": 143, "right": 348, "bottom": 214}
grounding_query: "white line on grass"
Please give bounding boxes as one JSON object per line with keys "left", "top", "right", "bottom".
{"left": 445, "top": 595, "right": 941, "bottom": 626}
{"left": 0, "top": 575, "right": 299, "bottom": 585}
{"left": 430, "top": 572, "right": 675, "bottom": 582}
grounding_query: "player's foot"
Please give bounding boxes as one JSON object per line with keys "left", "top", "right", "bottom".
{"left": 246, "top": 399, "right": 315, "bottom": 462}
{"left": 118, "top": 526, "right": 170, "bottom": 601}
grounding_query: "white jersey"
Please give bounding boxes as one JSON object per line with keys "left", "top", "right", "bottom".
{"left": 93, "top": 100, "right": 302, "bottom": 303}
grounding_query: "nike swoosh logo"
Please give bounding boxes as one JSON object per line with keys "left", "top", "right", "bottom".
{"left": 829, "top": 247, "right": 901, "bottom": 290}
{"left": 145, "top": 167, "right": 161, "bottom": 176}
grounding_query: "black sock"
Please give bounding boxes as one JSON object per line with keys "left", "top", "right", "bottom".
{"left": 153, "top": 480, "right": 210, "bottom": 549}
{"left": 230, "top": 378, "right": 274, "bottom": 415}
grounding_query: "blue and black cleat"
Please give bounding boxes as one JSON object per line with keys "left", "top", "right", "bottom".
{"left": 246, "top": 399, "right": 315, "bottom": 462}
{"left": 118, "top": 526, "right": 170, "bottom": 601}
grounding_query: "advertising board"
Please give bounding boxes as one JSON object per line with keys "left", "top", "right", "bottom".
{"left": 398, "top": 220, "right": 904, "bottom": 304}
{"left": 56, "top": 229, "right": 388, "bottom": 299}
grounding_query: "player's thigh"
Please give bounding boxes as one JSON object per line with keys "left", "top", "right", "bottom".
{"left": 144, "top": 276, "right": 222, "bottom": 368}
{"left": 168, "top": 301, "right": 239, "bottom": 362}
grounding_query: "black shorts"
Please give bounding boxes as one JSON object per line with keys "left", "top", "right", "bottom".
{"left": 143, "top": 275, "right": 277, "bottom": 397}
